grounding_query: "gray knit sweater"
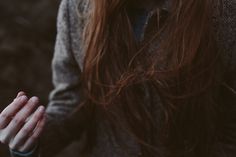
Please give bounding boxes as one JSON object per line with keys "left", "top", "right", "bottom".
{"left": 10, "top": 0, "right": 236, "bottom": 156}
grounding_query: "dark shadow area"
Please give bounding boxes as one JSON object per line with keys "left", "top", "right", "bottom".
{"left": 0, "top": 0, "right": 60, "bottom": 156}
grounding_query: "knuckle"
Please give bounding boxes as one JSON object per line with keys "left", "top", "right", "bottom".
{"left": 31, "top": 135, "right": 38, "bottom": 141}
{"left": 33, "top": 114, "right": 42, "bottom": 121}
{"left": 0, "top": 113, "right": 10, "bottom": 121}
{"left": 12, "top": 117, "right": 24, "bottom": 126}
{"left": 21, "top": 128, "right": 32, "bottom": 135}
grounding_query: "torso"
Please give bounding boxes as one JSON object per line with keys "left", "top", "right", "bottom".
{"left": 71, "top": 0, "right": 236, "bottom": 156}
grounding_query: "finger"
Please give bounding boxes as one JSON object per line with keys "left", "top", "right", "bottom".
{"left": 4, "top": 97, "right": 40, "bottom": 141}
{"left": 18, "top": 115, "right": 46, "bottom": 152}
{"left": 9, "top": 106, "right": 45, "bottom": 150}
{"left": 0, "top": 96, "right": 28, "bottom": 129}
{"left": 16, "top": 91, "right": 26, "bottom": 99}
{"left": 13, "top": 91, "right": 26, "bottom": 102}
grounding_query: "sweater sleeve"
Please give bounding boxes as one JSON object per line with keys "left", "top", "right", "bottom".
{"left": 212, "top": 0, "right": 236, "bottom": 156}
{"left": 9, "top": 144, "right": 39, "bottom": 157}
{"left": 10, "top": 0, "right": 87, "bottom": 156}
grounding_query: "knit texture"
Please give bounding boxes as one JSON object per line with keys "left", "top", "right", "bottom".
{"left": 10, "top": 0, "right": 236, "bottom": 156}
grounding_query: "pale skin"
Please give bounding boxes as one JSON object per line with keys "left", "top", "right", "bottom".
{"left": 0, "top": 91, "right": 46, "bottom": 152}
{"left": 0, "top": 0, "right": 159, "bottom": 153}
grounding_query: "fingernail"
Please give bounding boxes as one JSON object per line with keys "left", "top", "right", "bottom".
{"left": 37, "top": 106, "right": 45, "bottom": 115}
{"left": 39, "top": 106, "right": 45, "bottom": 112}
{"left": 19, "top": 95, "right": 27, "bottom": 101}
{"left": 16, "top": 91, "right": 25, "bottom": 97}
{"left": 30, "top": 96, "right": 39, "bottom": 103}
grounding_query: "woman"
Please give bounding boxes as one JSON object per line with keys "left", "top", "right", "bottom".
{"left": 0, "top": 0, "right": 236, "bottom": 156}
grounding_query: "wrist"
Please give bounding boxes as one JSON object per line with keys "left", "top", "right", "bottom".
{"left": 9, "top": 143, "right": 39, "bottom": 157}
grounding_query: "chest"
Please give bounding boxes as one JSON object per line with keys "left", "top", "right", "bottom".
{"left": 73, "top": 0, "right": 235, "bottom": 75}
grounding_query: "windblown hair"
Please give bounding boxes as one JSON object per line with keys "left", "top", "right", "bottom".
{"left": 80, "top": 0, "right": 224, "bottom": 156}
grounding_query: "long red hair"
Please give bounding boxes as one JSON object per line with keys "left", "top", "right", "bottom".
{"left": 79, "top": 0, "right": 224, "bottom": 156}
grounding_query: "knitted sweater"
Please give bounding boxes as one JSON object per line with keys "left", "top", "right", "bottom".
{"left": 10, "top": 0, "right": 236, "bottom": 156}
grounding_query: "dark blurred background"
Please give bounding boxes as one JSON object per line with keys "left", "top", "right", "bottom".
{"left": 0, "top": 0, "right": 75, "bottom": 156}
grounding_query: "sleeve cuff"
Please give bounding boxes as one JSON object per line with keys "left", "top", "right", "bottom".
{"left": 9, "top": 144, "right": 39, "bottom": 157}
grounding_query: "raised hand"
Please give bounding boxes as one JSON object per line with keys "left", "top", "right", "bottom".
{"left": 0, "top": 91, "right": 46, "bottom": 153}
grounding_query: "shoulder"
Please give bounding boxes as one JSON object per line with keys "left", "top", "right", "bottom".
{"left": 56, "top": 0, "right": 91, "bottom": 69}
{"left": 57, "top": 0, "right": 90, "bottom": 26}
